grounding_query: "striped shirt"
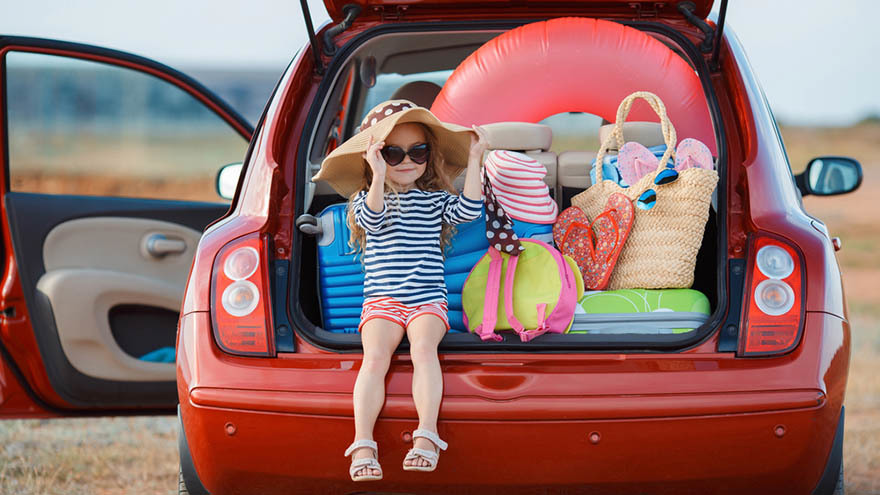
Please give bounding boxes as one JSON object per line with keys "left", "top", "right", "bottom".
{"left": 353, "top": 189, "right": 483, "bottom": 305}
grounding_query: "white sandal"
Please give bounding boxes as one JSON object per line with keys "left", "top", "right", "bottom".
{"left": 345, "top": 439, "right": 383, "bottom": 481}
{"left": 402, "top": 429, "right": 448, "bottom": 472}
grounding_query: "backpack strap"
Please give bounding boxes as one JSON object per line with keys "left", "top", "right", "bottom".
{"left": 502, "top": 253, "right": 525, "bottom": 336}
{"left": 473, "top": 247, "right": 504, "bottom": 342}
{"left": 516, "top": 303, "right": 550, "bottom": 342}
{"left": 502, "top": 248, "right": 552, "bottom": 343}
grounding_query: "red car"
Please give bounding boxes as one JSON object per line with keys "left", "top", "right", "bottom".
{"left": 0, "top": 1, "right": 863, "bottom": 494}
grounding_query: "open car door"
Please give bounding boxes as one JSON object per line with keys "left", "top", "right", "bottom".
{"left": 0, "top": 37, "right": 253, "bottom": 418}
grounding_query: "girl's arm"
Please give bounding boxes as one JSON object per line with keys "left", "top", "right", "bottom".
{"left": 461, "top": 125, "right": 489, "bottom": 202}
{"left": 363, "top": 135, "right": 387, "bottom": 213}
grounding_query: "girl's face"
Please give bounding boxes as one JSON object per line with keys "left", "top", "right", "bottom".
{"left": 383, "top": 122, "right": 428, "bottom": 190}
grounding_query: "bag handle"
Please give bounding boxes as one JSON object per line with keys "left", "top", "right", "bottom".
{"left": 474, "top": 247, "right": 504, "bottom": 342}
{"left": 594, "top": 91, "right": 677, "bottom": 182}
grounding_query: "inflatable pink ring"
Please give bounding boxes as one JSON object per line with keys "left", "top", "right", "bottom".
{"left": 431, "top": 18, "right": 716, "bottom": 154}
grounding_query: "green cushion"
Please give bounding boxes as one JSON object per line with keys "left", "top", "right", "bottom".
{"left": 573, "top": 288, "right": 710, "bottom": 334}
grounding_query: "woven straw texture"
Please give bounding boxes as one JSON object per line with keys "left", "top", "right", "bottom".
{"left": 571, "top": 92, "right": 718, "bottom": 289}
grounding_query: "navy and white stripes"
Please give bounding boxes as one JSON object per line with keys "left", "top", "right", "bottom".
{"left": 352, "top": 189, "right": 483, "bottom": 305}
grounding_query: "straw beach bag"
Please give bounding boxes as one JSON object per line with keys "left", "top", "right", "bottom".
{"left": 571, "top": 91, "right": 718, "bottom": 289}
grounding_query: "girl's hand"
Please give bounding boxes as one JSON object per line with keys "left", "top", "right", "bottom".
{"left": 363, "top": 136, "right": 386, "bottom": 179}
{"left": 469, "top": 125, "right": 489, "bottom": 161}
{"left": 461, "top": 125, "right": 488, "bottom": 202}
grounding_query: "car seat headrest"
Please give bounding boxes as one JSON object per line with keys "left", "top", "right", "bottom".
{"left": 598, "top": 122, "right": 665, "bottom": 152}
{"left": 481, "top": 122, "right": 553, "bottom": 152}
{"left": 390, "top": 81, "right": 443, "bottom": 109}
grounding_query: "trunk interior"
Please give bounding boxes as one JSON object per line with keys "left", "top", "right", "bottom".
{"left": 289, "top": 21, "right": 727, "bottom": 352}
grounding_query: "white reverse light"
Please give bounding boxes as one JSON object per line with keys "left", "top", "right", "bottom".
{"left": 756, "top": 245, "right": 794, "bottom": 280}
{"left": 224, "top": 247, "right": 259, "bottom": 280}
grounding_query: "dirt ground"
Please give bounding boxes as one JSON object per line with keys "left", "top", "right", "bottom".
{"left": 0, "top": 124, "right": 878, "bottom": 494}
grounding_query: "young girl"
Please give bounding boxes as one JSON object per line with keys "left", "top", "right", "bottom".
{"left": 314, "top": 100, "right": 487, "bottom": 482}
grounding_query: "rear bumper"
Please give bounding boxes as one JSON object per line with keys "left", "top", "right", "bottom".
{"left": 177, "top": 311, "right": 848, "bottom": 494}
{"left": 180, "top": 397, "right": 836, "bottom": 495}
{"left": 189, "top": 385, "right": 824, "bottom": 419}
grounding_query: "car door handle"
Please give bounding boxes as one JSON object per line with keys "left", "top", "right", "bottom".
{"left": 144, "top": 234, "right": 187, "bottom": 258}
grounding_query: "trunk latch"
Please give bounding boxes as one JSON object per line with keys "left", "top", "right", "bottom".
{"left": 373, "top": 5, "right": 408, "bottom": 21}
{"left": 630, "top": 2, "right": 665, "bottom": 19}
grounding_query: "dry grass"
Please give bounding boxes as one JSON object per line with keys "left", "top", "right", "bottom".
{"left": 0, "top": 416, "right": 178, "bottom": 494}
{"left": 845, "top": 314, "right": 880, "bottom": 494}
{"left": 0, "top": 125, "right": 878, "bottom": 493}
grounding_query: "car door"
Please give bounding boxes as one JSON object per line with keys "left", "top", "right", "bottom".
{"left": 0, "top": 36, "right": 254, "bottom": 417}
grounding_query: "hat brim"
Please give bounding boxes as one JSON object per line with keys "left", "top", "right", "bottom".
{"left": 313, "top": 107, "right": 474, "bottom": 198}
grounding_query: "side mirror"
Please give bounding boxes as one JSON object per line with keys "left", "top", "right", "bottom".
{"left": 216, "top": 162, "right": 243, "bottom": 200}
{"left": 794, "top": 156, "right": 862, "bottom": 197}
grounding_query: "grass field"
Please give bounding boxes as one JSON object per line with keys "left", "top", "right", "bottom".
{"left": 0, "top": 124, "right": 878, "bottom": 494}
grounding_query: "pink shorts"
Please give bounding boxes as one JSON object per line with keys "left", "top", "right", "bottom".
{"left": 358, "top": 297, "right": 450, "bottom": 332}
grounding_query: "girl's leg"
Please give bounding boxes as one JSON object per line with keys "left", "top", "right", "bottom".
{"left": 403, "top": 314, "right": 447, "bottom": 468}
{"left": 351, "top": 318, "right": 406, "bottom": 477}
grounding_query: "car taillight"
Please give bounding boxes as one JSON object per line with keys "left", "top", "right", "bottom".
{"left": 211, "top": 233, "right": 274, "bottom": 356}
{"left": 738, "top": 235, "right": 805, "bottom": 356}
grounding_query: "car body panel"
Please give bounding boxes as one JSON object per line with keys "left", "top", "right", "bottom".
{"left": 181, "top": 47, "right": 313, "bottom": 317}
{"left": 179, "top": 310, "right": 847, "bottom": 413}
{"left": 182, "top": 403, "right": 833, "bottom": 494}
{"left": 177, "top": 302, "right": 849, "bottom": 491}
{"left": 174, "top": 18, "right": 852, "bottom": 490}
{"left": 719, "top": 28, "right": 847, "bottom": 321}
{"left": 0, "top": 37, "right": 252, "bottom": 418}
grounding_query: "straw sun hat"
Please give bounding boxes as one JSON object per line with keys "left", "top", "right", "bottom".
{"left": 313, "top": 99, "right": 475, "bottom": 198}
{"left": 484, "top": 150, "right": 558, "bottom": 224}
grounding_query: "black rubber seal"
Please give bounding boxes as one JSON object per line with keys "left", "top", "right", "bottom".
{"left": 811, "top": 406, "right": 845, "bottom": 495}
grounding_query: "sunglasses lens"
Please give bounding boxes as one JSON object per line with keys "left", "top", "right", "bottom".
{"left": 408, "top": 144, "right": 430, "bottom": 164}
{"left": 380, "top": 144, "right": 430, "bottom": 166}
{"left": 380, "top": 146, "right": 405, "bottom": 166}
{"left": 654, "top": 168, "right": 679, "bottom": 185}
{"left": 636, "top": 189, "right": 657, "bottom": 210}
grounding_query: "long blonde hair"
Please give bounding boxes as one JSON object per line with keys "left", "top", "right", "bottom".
{"left": 346, "top": 123, "right": 459, "bottom": 259}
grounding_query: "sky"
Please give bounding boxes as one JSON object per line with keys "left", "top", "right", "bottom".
{"left": 3, "top": 0, "right": 878, "bottom": 126}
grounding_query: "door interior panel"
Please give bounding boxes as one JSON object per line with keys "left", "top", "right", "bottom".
{"left": 5, "top": 192, "right": 227, "bottom": 407}
{"left": 109, "top": 305, "right": 180, "bottom": 359}
{"left": 37, "top": 268, "right": 182, "bottom": 382}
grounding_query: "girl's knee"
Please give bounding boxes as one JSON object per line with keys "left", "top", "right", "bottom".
{"left": 409, "top": 341, "right": 439, "bottom": 366}
{"left": 360, "top": 351, "right": 392, "bottom": 374}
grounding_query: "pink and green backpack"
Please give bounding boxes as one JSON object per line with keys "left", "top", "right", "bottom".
{"left": 462, "top": 240, "right": 583, "bottom": 342}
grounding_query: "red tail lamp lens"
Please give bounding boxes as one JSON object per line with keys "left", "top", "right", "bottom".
{"left": 211, "top": 234, "right": 274, "bottom": 356}
{"left": 739, "top": 236, "right": 804, "bottom": 356}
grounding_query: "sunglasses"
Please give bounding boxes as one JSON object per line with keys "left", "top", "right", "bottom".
{"left": 380, "top": 143, "right": 431, "bottom": 166}
{"left": 636, "top": 166, "right": 679, "bottom": 210}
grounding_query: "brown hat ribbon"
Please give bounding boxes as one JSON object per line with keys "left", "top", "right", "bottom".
{"left": 483, "top": 166, "right": 524, "bottom": 255}
{"left": 359, "top": 101, "right": 417, "bottom": 132}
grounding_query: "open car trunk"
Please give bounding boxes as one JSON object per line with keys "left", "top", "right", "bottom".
{"left": 288, "top": 18, "right": 728, "bottom": 352}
